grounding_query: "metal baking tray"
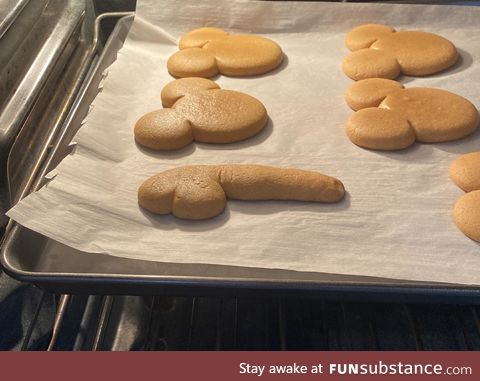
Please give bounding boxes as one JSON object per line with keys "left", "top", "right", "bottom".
{"left": 2, "top": 14, "right": 480, "bottom": 301}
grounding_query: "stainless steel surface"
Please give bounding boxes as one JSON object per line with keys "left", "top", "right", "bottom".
{"left": 91, "top": 295, "right": 114, "bottom": 350}
{"left": 2, "top": 11, "right": 480, "bottom": 301}
{"left": 47, "top": 294, "right": 71, "bottom": 351}
{"left": 8, "top": 11, "right": 134, "bottom": 208}
{"left": 0, "top": 0, "right": 87, "bottom": 230}
{"left": 0, "top": 0, "right": 29, "bottom": 39}
{"left": 18, "top": 12, "right": 135, "bottom": 349}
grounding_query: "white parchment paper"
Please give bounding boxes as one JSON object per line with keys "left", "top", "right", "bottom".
{"left": 7, "top": 0, "right": 480, "bottom": 284}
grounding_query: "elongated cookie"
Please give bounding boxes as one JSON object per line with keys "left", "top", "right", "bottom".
{"left": 134, "top": 78, "right": 268, "bottom": 150}
{"left": 167, "top": 27, "right": 283, "bottom": 78}
{"left": 345, "top": 80, "right": 479, "bottom": 150}
{"left": 343, "top": 24, "right": 458, "bottom": 80}
{"left": 138, "top": 165, "right": 345, "bottom": 220}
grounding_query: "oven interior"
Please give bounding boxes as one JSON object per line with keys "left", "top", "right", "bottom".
{"left": 1, "top": 0, "right": 480, "bottom": 351}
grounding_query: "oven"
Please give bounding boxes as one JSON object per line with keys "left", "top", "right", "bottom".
{"left": 1, "top": 0, "right": 480, "bottom": 351}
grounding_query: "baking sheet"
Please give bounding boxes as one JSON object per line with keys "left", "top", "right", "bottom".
{"left": 7, "top": 0, "right": 480, "bottom": 285}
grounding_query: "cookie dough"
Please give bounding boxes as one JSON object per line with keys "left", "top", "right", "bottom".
{"left": 453, "top": 190, "right": 480, "bottom": 242}
{"left": 345, "top": 86, "right": 479, "bottom": 150}
{"left": 345, "top": 78, "right": 404, "bottom": 111}
{"left": 346, "top": 108, "right": 415, "bottom": 150}
{"left": 168, "top": 27, "right": 283, "bottom": 77}
{"left": 134, "top": 78, "right": 268, "bottom": 150}
{"left": 343, "top": 24, "right": 458, "bottom": 80}
{"left": 450, "top": 152, "right": 480, "bottom": 192}
{"left": 138, "top": 165, "right": 346, "bottom": 220}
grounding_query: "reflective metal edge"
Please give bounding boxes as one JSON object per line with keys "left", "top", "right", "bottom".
{"left": 1, "top": 14, "right": 480, "bottom": 302}
{"left": 0, "top": 0, "right": 29, "bottom": 39}
{"left": 0, "top": 0, "right": 86, "bottom": 229}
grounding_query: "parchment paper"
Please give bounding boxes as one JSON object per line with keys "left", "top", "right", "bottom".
{"left": 7, "top": 0, "right": 480, "bottom": 285}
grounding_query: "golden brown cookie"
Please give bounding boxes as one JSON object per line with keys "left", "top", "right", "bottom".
{"left": 379, "top": 88, "right": 479, "bottom": 143}
{"left": 450, "top": 152, "right": 480, "bottom": 192}
{"left": 453, "top": 190, "right": 480, "bottom": 242}
{"left": 345, "top": 78, "right": 404, "bottom": 111}
{"left": 343, "top": 24, "right": 458, "bottom": 80}
{"left": 173, "top": 89, "right": 267, "bottom": 143}
{"left": 134, "top": 78, "right": 268, "bottom": 150}
{"left": 345, "top": 24, "right": 397, "bottom": 51}
{"left": 371, "top": 31, "right": 458, "bottom": 76}
{"left": 167, "top": 48, "right": 219, "bottom": 78}
{"left": 134, "top": 109, "right": 193, "bottom": 150}
{"left": 161, "top": 77, "right": 220, "bottom": 107}
{"left": 179, "top": 27, "right": 228, "bottom": 49}
{"left": 345, "top": 86, "right": 478, "bottom": 150}
{"left": 342, "top": 49, "right": 401, "bottom": 81}
{"left": 346, "top": 108, "right": 416, "bottom": 150}
{"left": 167, "top": 27, "right": 283, "bottom": 78}
{"left": 138, "top": 165, "right": 345, "bottom": 220}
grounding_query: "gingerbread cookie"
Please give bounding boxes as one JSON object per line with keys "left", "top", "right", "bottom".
{"left": 167, "top": 27, "right": 283, "bottom": 78}
{"left": 134, "top": 78, "right": 268, "bottom": 150}
{"left": 345, "top": 81, "right": 479, "bottom": 150}
{"left": 453, "top": 190, "right": 480, "bottom": 242}
{"left": 450, "top": 152, "right": 480, "bottom": 193}
{"left": 138, "top": 165, "right": 345, "bottom": 220}
{"left": 343, "top": 24, "right": 458, "bottom": 80}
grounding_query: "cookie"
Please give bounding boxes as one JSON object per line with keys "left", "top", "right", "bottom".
{"left": 179, "top": 27, "right": 228, "bottom": 49}
{"left": 138, "top": 165, "right": 345, "bottom": 220}
{"left": 161, "top": 77, "right": 220, "bottom": 107}
{"left": 345, "top": 24, "right": 396, "bottom": 51}
{"left": 134, "top": 109, "right": 193, "bottom": 151}
{"left": 380, "top": 88, "right": 479, "bottom": 143}
{"left": 343, "top": 24, "right": 458, "bottom": 80}
{"left": 345, "top": 78, "right": 404, "bottom": 111}
{"left": 134, "top": 78, "right": 268, "bottom": 150}
{"left": 172, "top": 89, "right": 267, "bottom": 143}
{"left": 346, "top": 108, "right": 416, "bottom": 150}
{"left": 168, "top": 27, "right": 283, "bottom": 78}
{"left": 167, "top": 48, "right": 219, "bottom": 78}
{"left": 345, "top": 86, "right": 479, "bottom": 150}
{"left": 342, "top": 49, "right": 401, "bottom": 81}
{"left": 453, "top": 190, "right": 480, "bottom": 242}
{"left": 450, "top": 152, "right": 480, "bottom": 192}
{"left": 371, "top": 31, "right": 458, "bottom": 76}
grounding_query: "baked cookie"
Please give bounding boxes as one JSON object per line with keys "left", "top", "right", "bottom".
{"left": 135, "top": 78, "right": 268, "bottom": 150}
{"left": 343, "top": 24, "right": 458, "bottom": 80}
{"left": 161, "top": 77, "right": 220, "bottom": 107}
{"left": 450, "top": 152, "right": 480, "bottom": 193}
{"left": 138, "top": 165, "right": 345, "bottom": 220}
{"left": 453, "top": 190, "right": 480, "bottom": 242}
{"left": 345, "top": 24, "right": 396, "bottom": 51}
{"left": 167, "top": 27, "right": 283, "bottom": 78}
{"left": 345, "top": 82, "right": 479, "bottom": 150}
{"left": 346, "top": 108, "right": 415, "bottom": 151}
{"left": 342, "top": 49, "right": 401, "bottom": 81}
{"left": 345, "top": 78, "right": 404, "bottom": 111}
